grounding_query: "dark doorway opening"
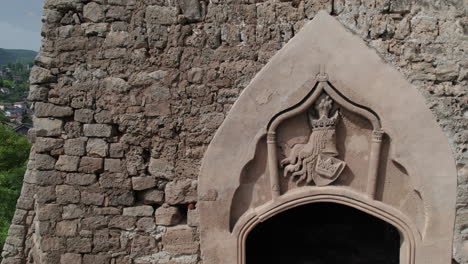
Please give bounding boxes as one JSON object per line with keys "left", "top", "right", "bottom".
{"left": 246, "top": 202, "right": 400, "bottom": 264}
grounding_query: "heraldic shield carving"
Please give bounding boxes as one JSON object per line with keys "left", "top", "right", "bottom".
{"left": 281, "top": 95, "right": 346, "bottom": 186}
{"left": 266, "top": 71, "right": 385, "bottom": 195}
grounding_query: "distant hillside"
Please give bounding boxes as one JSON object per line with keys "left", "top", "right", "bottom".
{"left": 0, "top": 49, "right": 37, "bottom": 66}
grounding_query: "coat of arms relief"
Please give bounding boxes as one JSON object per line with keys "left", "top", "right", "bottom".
{"left": 281, "top": 95, "right": 346, "bottom": 186}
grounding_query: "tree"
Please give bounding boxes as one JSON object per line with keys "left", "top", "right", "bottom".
{"left": 0, "top": 125, "right": 31, "bottom": 252}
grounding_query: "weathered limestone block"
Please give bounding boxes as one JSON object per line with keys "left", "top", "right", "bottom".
{"left": 34, "top": 138, "right": 64, "bottom": 154}
{"left": 35, "top": 102, "right": 73, "bottom": 118}
{"left": 29, "top": 170, "right": 63, "bottom": 186}
{"left": 34, "top": 153, "right": 57, "bottom": 170}
{"left": 11, "top": 209, "right": 27, "bottom": 225}
{"left": 140, "top": 189, "right": 165, "bottom": 205}
{"left": 104, "top": 48, "right": 127, "bottom": 59}
{"left": 33, "top": 117, "right": 63, "bottom": 137}
{"left": 136, "top": 217, "right": 156, "bottom": 232}
{"left": 36, "top": 185, "right": 56, "bottom": 203}
{"left": 5, "top": 225, "right": 25, "bottom": 247}
{"left": 99, "top": 172, "right": 131, "bottom": 189}
{"left": 109, "top": 143, "right": 124, "bottom": 158}
{"left": 436, "top": 64, "right": 459, "bottom": 81}
{"left": 82, "top": 216, "right": 108, "bottom": 230}
{"left": 29, "top": 67, "right": 56, "bottom": 84}
{"left": 162, "top": 226, "right": 199, "bottom": 254}
{"left": 74, "top": 109, "right": 94, "bottom": 123}
{"left": 104, "top": 158, "right": 122, "bottom": 172}
{"left": 94, "top": 110, "right": 113, "bottom": 124}
{"left": 106, "top": 6, "right": 129, "bottom": 21}
{"left": 44, "top": 0, "right": 81, "bottom": 9}
{"left": 28, "top": 85, "right": 49, "bottom": 101}
{"left": 65, "top": 173, "right": 97, "bottom": 186}
{"left": 178, "top": 0, "right": 203, "bottom": 22}
{"left": 79, "top": 157, "right": 103, "bottom": 173}
{"left": 64, "top": 138, "right": 87, "bottom": 156}
{"left": 187, "top": 67, "right": 204, "bottom": 84}
{"left": 123, "top": 205, "right": 154, "bottom": 217}
{"left": 82, "top": 254, "right": 110, "bottom": 264}
{"left": 83, "top": 2, "right": 105, "bottom": 23}
{"left": 67, "top": 237, "right": 92, "bottom": 253}
{"left": 93, "top": 207, "right": 121, "bottom": 216}
{"left": 63, "top": 204, "right": 84, "bottom": 220}
{"left": 146, "top": 6, "right": 178, "bottom": 25}
{"left": 103, "top": 77, "right": 130, "bottom": 93}
{"left": 56, "top": 220, "right": 78, "bottom": 237}
{"left": 155, "top": 205, "right": 182, "bottom": 226}
{"left": 81, "top": 191, "right": 105, "bottom": 206}
{"left": 83, "top": 124, "right": 113, "bottom": 137}
{"left": 107, "top": 232, "right": 127, "bottom": 254}
{"left": 86, "top": 138, "right": 108, "bottom": 157}
{"left": 37, "top": 204, "right": 61, "bottom": 221}
{"left": 56, "top": 185, "right": 80, "bottom": 204}
{"left": 131, "top": 176, "right": 157, "bottom": 191}
{"left": 41, "top": 236, "right": 66, "bottom": 252}
{"left": 148, "top": 158, "right": 174, "bottom": 180}
{"left": 131, "top": 234, "right": 157, "bottom": 255}
{"left": 55, "top": 155, "right": 80, "bottom": 172}
{"left": 411, "top": 15, "right": 438, "bottom": 40}
{"left": 108, "top": 216, "right": 136, "bottom": 230}
{"left": 37, "top": 220, "right": 54, "bottom": 236}
{"left": 35, "top": 52, "right": 54, "bottom": 67}
{"left": 15, "top": 196, "right": 34, "bottom": 210}
{"left": 104, "top": 31, "right": 130, "bottom": 48}
{"left": 60, "top": 253, "right": 82, "bottom": 264}
{"left": 165, "top": 179, "right": 197, "bottom": 205}
{"left": 187, "top": 207, "right": 199, "bottom": 227}
{"left": 82, "top": 23, "right": 108, "bottom": 37}
{"left": 108, "top": 0, "right": 136, "bottom": 6}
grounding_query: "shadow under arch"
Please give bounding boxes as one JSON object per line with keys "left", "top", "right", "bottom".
{"left": 233, "top": 188, "right": 418, "bottom": 264}
{"left": 246, "top": 202, "right": 400, "bottom": 263}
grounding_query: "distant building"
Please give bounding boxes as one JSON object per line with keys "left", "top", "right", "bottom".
{"left": 0, "top": 103, "right": 12, "bottom": 111}
{"left": 5, "top": 108, "right": 22, "bottom": 117}
{"left": 14, "top": 124, "right": 31, "bottom": 136}
{"left": 14, "top": 102, "right": 26, "bottom": 109}
{"left": 0, "top": 87, "right": 11, "bottom": 94}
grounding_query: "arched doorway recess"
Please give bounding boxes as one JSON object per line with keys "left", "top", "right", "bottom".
{"left": 246, "top": 202, "right": 400, "bottom": 264}
{"left": 234, "top": 190, "right": 416, "bottom": 264}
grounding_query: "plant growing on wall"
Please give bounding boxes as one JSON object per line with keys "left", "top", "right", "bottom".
{"left": 0, "top": 124, "right": 30, "bottom": 252}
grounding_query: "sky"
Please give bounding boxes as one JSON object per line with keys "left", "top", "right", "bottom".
{"left": 0, "top": 0, "right": 43, "bottom": 51}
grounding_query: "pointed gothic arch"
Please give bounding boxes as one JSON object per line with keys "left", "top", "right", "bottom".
{"left": 198, "top": 11, "right": 456, "bottom": 264}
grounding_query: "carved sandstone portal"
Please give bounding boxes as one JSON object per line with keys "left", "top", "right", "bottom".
{"left": 199, "top": 11, "right": 457, "bottom": 264}
{"left": 268, "top": 74, "right": 383, "bottom": 195}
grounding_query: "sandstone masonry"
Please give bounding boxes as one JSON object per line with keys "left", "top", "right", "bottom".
{"left": 1, "top": 0, "right": 467, "bottom": 263}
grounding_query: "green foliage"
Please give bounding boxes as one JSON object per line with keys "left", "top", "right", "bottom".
{"left": 0, "top": 49, "right": 37, "bottom": 66}
{"left": 0, "top": 112, "right": 9, "bottom": 124}
{"left": 0, "top": 125, "right": 31, "bottom": 251}
{"left": 0, "top": 61, "right": 31, "bottom": 104}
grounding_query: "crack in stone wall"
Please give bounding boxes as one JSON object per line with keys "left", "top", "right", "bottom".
{"left": 1, "top": 0, "right": 466, "bottom": 263}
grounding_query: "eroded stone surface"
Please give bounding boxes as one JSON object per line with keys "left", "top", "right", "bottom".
{"left": 2, "top": 1, "right": 466, "bottom": 264}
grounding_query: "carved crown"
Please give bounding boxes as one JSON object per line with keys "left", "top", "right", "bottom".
{"left": 315, "top": 155, "right": 343, "bottom": 177}
{"left": 310, "top": 95, "right": 339, "bottom": 129}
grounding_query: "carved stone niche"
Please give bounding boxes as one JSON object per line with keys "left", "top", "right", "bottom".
{"left": 198, "top": 11, "right": 457, "bottom": 264}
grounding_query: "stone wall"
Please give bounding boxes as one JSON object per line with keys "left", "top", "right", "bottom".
{"left": 1, "top": 0, "right": 466, "bottom": 263}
